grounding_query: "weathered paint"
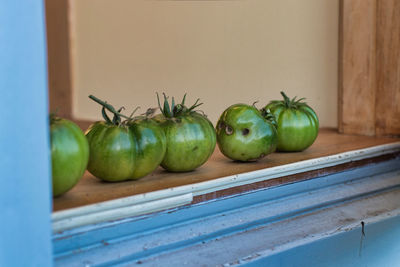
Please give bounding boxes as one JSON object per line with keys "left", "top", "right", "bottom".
{"left": 0, "top": 1, "right": 53, "bottom": 266}
{"left": 54, "top": 157, "right": 400, "bottom": 266}
{"left": 250, "top": 215, "right": 400, "bottom": 267}
{"left": 54, "top": 157, "right": 400, "bottom": 256}
{"left": 52, "top": 142, "right": 400, "bottom": 232}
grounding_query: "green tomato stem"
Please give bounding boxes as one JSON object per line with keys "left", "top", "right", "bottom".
{"left": 101, "top": 106, "right": 113, "bottom": 124}
{"left": 157, "top": 92, "right": 204, "bottom": 118}
{"left": 89, "top": 95, "right": 131, "bottom": 123}
{"left": 280, "top": 91, "right": 292, "bottom": 108}
{"left": 49, "top": 113, "right": 60, "bottom": 125}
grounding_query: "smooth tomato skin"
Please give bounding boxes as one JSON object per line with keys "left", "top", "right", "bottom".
{"left": 157, "top": 113, "right": 216, "bottom": 172}
{"left": 51, "top": 118, "right": 89, "bottom": 197}
{"left": 128, "top": 118, "right": 167, "bottom": 178}
{"left": 86, "top": 120, "right": 166, "bottom": 182}
{"left": 264, "top": 103, "right": 319, "bottom": 152}
{"left": 216, "top": 104, "right": 277, "bottom": 161}
{"left": 86, "top": 122, "right": 136, "bottom": 182}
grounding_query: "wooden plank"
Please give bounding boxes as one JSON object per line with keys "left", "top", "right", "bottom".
{"left": 193, "top": 151, "right": 400, "bottom": 204}
{"left": 46, "top": 0, "right": 73, "bottom": 119}
{"left": 338, "top": 0, "right": 377, "bottom": 136}
{"left": 53, "top": 129, "right": 399, "bottom": 211}
{"left": 45, "top": 0, "right": 91, "bottom": 129}
{"left": 376, "top": 0, "right": 400, "bottom": 136}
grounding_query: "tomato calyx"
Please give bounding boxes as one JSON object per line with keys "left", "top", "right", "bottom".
{"left": 260, "top": 107, "right": 277, "bottom": 128}
{"left": 269, "top": 91, "right": 308, "bottom": 110}
{"left": 157, "top": 93, "right": 203, "bottom": 118}
{"left": 49, "top": 112, "right": 61, "bottom": 124}
{"left": 89, "top": 95, "right": 140, "bottom": 126}
{"left": 251, "top": 101, "right": 277, "bottom": 128}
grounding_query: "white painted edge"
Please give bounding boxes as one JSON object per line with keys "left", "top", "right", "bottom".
{"left": 53, "top": 193, "right": 193, "bottom": 233}
{"left": 52, "top": 142, "right": 400, "bottom": 232}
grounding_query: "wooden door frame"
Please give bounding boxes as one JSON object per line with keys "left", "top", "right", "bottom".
{"left": 46, "top": 0, "right": 93, "bottom": 129}
{"left": 339, "top": 0, "right": 400, "bottom": 136}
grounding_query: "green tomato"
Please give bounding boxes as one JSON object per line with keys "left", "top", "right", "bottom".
{"left": 128, "top": 118, "right": 167, "bottom": 178}
{"left": 216, "top": 104, "right": 277, "bottom": 161}
{"left": 264, "top": 91, "right": 319, "bottom": 152}
{"left": 85, "top": 96, "right": 167, "bottom": 182}
{"left": 155, "top": 94, "right": 216, "bottom": 172}
{"left": 50, "top": 117, "right": 89, "bottom": 197}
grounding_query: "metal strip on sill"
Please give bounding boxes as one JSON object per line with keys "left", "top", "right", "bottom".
{"left": 52, "top": 142, "right": 400, "bottom": 233}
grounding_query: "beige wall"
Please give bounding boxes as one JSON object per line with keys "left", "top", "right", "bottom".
{"left": 71, "top": 0, "right": 339, "bottom": 127}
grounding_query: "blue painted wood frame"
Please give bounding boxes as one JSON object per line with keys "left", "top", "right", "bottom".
{"left": 54, "top": 157, "right": 400, "bottom": 266}
{"left": 251, "top": 215, "right": 400, "bottom": 267}
{"left": 0, "top": 1, "right": 53, "bottom": 266}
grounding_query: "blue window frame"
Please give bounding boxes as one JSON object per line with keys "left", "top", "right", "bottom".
{"left": 0, "top": 1, "right": 53, "bottom": 266}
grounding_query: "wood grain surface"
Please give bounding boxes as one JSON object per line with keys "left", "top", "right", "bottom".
{"left": 46, "top": 0, "right": 74, "bottom": 119}
{"left": 53, "top": 129, "right": 399, "bottom": 211}
{"left": 376, "top": 0, "right": 400, "bottom": 136}
{"left": 339, "top": 0, "right": 377, "bottom": 136}
{"left": 339, "top": 0, "right": 400, "bottom": 136}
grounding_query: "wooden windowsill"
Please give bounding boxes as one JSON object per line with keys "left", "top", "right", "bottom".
{"left": 53, "top": 128, "right": 400, "bottom": 212}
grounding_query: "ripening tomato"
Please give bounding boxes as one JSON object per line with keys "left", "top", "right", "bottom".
{"left": 216, "top": 104, "right": 277, "bottom": 161}
{"left": 85, "top": 95, "right": 166, "bottom": 182}
{"left": 154, "top": 94, "right": 216, "bottom": 172}
{"left": 50, "top": 116, "right": 89, "bottom": 197}
{"left": 263, "top": 92, "right": 319, "bottom": 152}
